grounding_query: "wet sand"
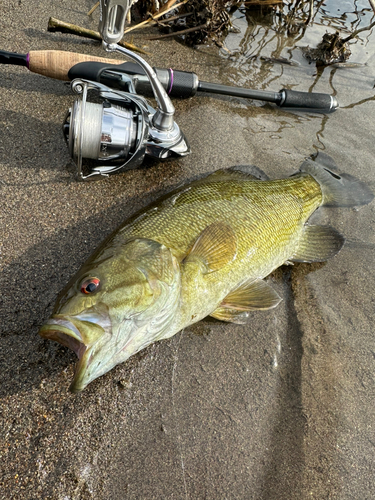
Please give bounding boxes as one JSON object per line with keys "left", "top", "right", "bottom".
{"left": 1, "top": 1, "right": 375, "bottom": 499}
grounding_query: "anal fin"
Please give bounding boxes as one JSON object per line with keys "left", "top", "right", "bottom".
{"left": 210, "top": 279, "right": 282, "bottom": 323}
{"left": 291, "top": 225, "right": 345, "bottom": 263}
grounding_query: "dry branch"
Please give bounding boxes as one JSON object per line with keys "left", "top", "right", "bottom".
{"left": 123, "top": 0, "right": 189, "bottom": 34}
{"left": 144, "top": 23, "right": 208, "bottom": 40}
{"left": 47, "top": 17, "right": 149, "bottom": 55}
{"left": 87, "top": 2, "right": 99, "bottom": 16}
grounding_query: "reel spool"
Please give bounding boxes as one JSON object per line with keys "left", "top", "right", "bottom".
{"left": 63, "top": 78, "right": 190, "bottom": 180}
{"left": 64, "top": 79, "right": 146, "bottom": 179}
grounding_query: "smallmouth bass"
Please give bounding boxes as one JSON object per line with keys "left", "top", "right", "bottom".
{"left": 39, "top": 153, "right": 373, "bottom": 392}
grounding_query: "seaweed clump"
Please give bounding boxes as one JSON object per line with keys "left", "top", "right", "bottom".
{"left": 302, "top": 31, "right": 351, "bottom": 66}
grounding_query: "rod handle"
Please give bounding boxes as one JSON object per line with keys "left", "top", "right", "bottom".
{"left": 69, "top": 60, "right": 200, "bottom": 98}
{"left": 279, "top": 89, "right": 338, "bottom": 112}
{"left": 27, "top": 50, "right": 122, "bottom": 80}
{"left": 154, "top": 68, "right": 199, "bottom": 98}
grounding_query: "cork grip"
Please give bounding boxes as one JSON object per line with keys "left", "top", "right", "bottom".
{"left": 27, "top": 50, "right": 124, "bottom": 80}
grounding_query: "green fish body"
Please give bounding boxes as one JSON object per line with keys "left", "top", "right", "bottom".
{"left": 39, "top": 154, "right": 373, "bottom": 392}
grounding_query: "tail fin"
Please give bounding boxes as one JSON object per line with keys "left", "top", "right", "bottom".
{"left": 299, "top": 152, "right": 374, "bottom": 207}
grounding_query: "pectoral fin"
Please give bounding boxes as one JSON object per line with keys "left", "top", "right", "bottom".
{"left": 184, "top": 222, "right": 237, "bottom": 273}
{"left": 210, "top": 279, "right": 282, "bottom": 323}
{"left": 290, "top": 225, "right": 345, "bottom": 263}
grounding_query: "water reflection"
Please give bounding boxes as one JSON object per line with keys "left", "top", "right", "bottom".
{"left": 222, "top": 0, "right": 375, "bottom": 108}
{"left": 203, "top": 0, "right": 375, "bottom": 164}
{"left": 340, "top": 94, "right": 375, "bottom": 108}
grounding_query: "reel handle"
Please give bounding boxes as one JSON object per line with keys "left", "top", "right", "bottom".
{"left": 99, "top": 0, "right": 132, "bottom": 45}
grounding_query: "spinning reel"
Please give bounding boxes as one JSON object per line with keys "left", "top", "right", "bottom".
{"left": 63, "top": 0, "right": 190, "bottom": 180}
{"left": 61, "top": 0, "right": 338, "bottom": 180}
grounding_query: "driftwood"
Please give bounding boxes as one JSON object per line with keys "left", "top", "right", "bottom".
{"left": 47, "top": 17, "right": 148, "bottom": 55}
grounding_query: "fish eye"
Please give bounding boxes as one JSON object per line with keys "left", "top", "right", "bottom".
{"left": 80, "top": 277, "right": 100, "bottom": 294}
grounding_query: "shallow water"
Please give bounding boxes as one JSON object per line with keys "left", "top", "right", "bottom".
{"left": 1, "top": 1, "right": 375, "bottom": 499}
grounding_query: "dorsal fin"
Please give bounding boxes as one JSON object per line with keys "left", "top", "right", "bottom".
{"left": 228, "top": 164, "right": 270, "bottom": 181}
{"left": 192, "top": 166, "right": 269, "bottom": 185}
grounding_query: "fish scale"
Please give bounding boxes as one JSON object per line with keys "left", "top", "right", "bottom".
{"left": 115, "top": 173, "right": 322, "bottom": 273}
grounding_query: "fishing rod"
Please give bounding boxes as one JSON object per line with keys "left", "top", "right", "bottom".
{"left": 0, "top": 48, "right": 338, "bottom": 111}
{"left": 0, "top": 0, "right": 338, "bottom": 179}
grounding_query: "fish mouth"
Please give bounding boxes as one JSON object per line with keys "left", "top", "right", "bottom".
{"left": 39, "top": 319, "right": 86, "bottom": 357}
{"left": 39, "top": 313, "right": 111, "bottom": 393}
